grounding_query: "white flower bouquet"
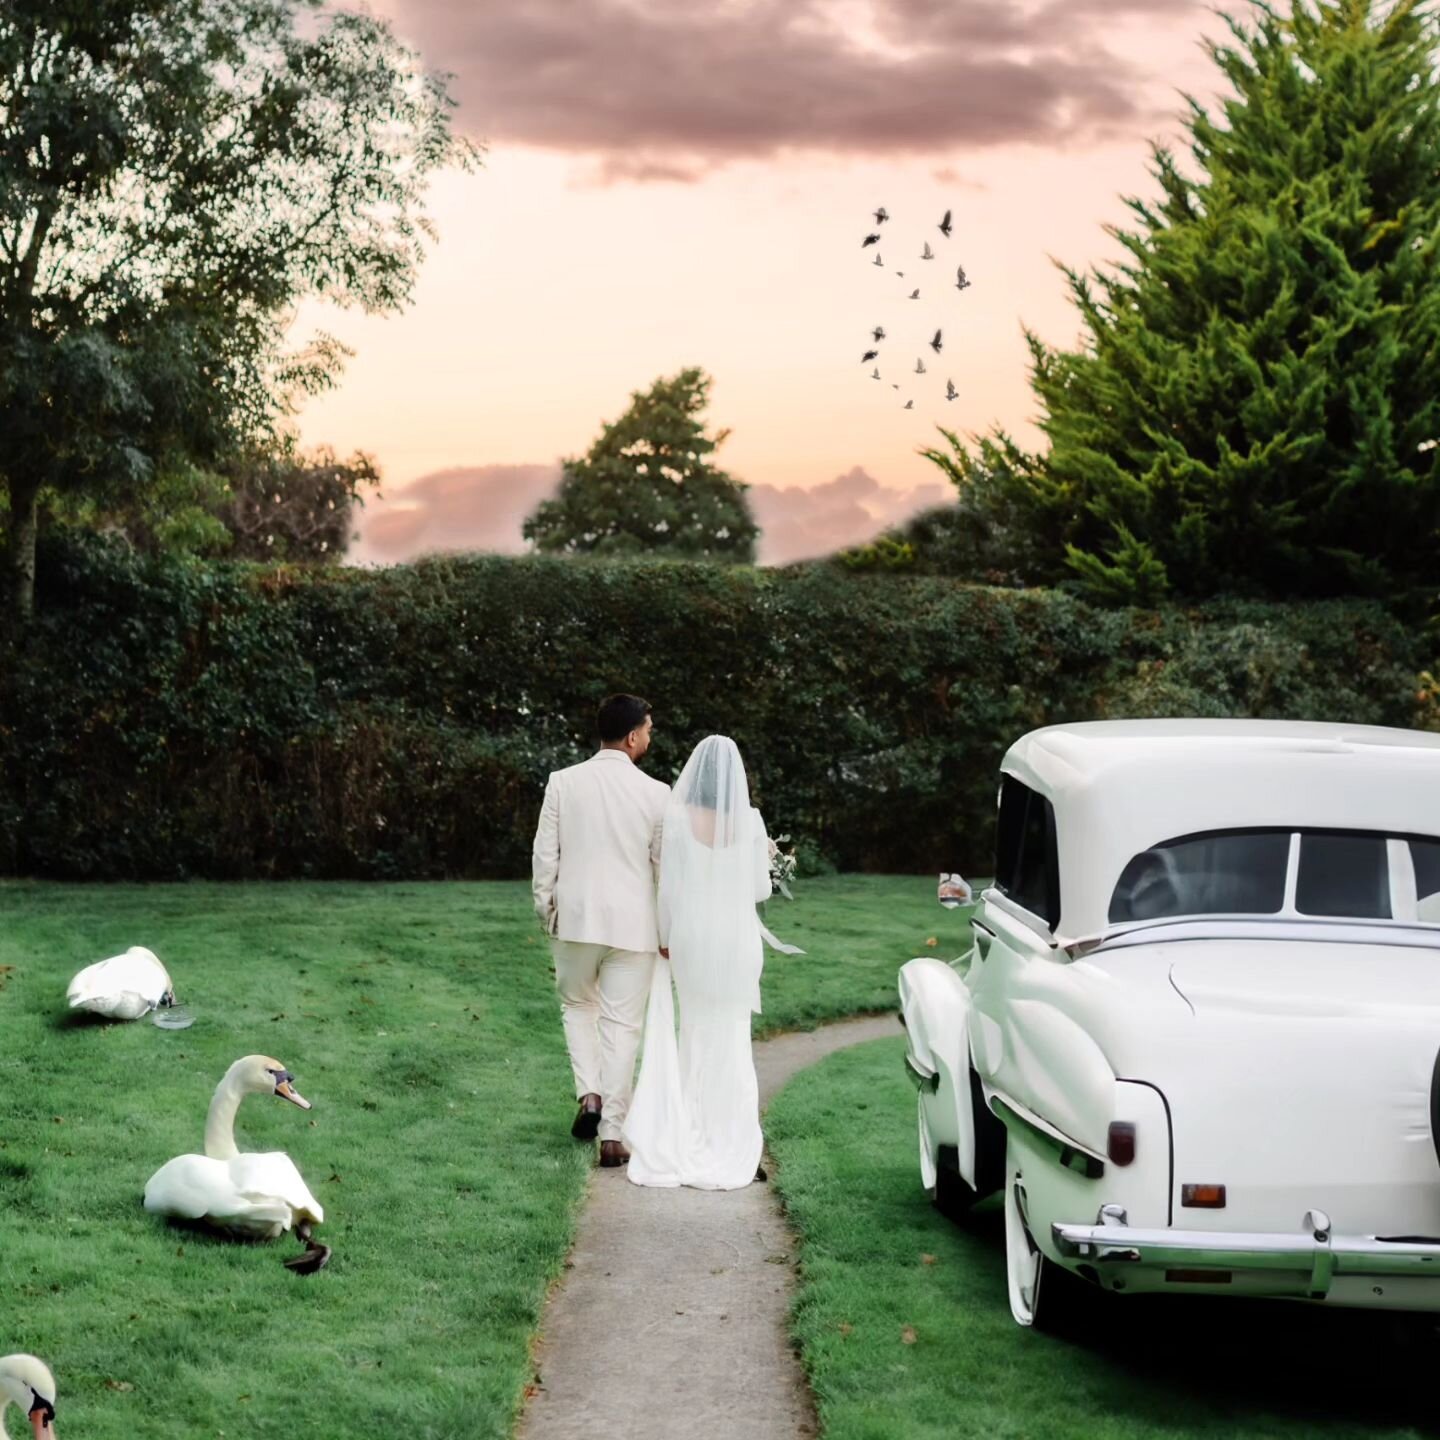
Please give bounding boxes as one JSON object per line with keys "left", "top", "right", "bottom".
{"left": 768, "top": 833, "right": 798, "bottom": 899}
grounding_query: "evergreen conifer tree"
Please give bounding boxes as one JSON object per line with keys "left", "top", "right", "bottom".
{"left": 930, "top": 0, "right": 1440, "bottom": 606}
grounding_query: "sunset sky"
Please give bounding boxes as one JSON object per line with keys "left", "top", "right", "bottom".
{"left": 291, "top": 0, "right": 1245, "bottom": 566}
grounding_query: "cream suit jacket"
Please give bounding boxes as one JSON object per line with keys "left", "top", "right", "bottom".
{"left": 531, "top": 749, "right": 670, "bottom": 953}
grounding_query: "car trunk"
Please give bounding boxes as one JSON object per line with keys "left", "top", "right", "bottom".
{"left": 1160, "top": 941, "right": 1440, "bottom": 1237}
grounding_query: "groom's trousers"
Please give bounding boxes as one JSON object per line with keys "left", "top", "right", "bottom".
{"left": 551, "top": 940, "right": 656, "bottom": 1142}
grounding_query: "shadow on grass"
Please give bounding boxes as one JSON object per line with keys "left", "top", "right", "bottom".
{"left": 940, "top": 1183, "right": 1440, "bottom": 1434}
{"left": 771, "top": 1039, "right": 1440, "bottom": 1440}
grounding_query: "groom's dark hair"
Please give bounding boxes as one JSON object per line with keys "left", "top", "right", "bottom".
{"left": 597, "top": 693, "right": 652, "bottom": 742}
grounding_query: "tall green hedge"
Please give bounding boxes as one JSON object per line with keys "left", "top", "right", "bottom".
{"left": 0, "top": 535, "right": 1425, "bottom": 880}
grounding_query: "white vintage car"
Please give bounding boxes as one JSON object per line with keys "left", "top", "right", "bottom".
{"left": 899, "top": 718, "right": 1440, "bottom": 1329}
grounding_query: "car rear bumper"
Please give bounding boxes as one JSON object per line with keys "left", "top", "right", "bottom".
{"left": 1051, "top": 1211, "right": 1440, "bottom": 1298}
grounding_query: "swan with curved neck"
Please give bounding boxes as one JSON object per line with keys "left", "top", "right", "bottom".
{"left": 0, "top": 1354, "right": 56, "bottom": 1438}
{"left": 66, "top": 945, "right": 176, "bottom": 1020}
{"left": 144, "top": 1055, "right": 330, "bottom": 1272}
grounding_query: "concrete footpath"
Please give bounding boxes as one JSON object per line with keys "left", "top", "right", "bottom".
{"left": 516, "top": 1012, "right": 901, "bottom": 1440}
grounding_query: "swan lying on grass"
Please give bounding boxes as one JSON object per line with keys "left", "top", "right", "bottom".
{"left": 0, "top": 1354, "right": 56, "bottom": 1438}
{"left": 143, "top": 1054, "right": 330, "bottom": 1273}
{"left": 66, "top": 946, "right": 175, "bottom": 1021}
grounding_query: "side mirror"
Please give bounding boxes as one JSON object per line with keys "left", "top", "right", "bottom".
{"left": 938, "top": 873, "right": 972, "bottom": 909}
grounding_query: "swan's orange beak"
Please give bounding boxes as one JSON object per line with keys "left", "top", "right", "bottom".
{"left": 29, "top": 1401, "right": 54, "bottom": 1437}
{"left": 275, "top": 1079, "right": 311, "bottom": 1110}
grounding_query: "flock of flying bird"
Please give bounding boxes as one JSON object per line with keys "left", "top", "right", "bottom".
{"left": 859, "top": 205, "right": 971, "bottom": 411}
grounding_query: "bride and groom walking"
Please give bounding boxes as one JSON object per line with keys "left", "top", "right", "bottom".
{"left": 530, "top": 694, "right": 800, "bottom": 1189}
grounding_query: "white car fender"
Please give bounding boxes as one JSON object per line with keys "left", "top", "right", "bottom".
{"left": 899, "top": 956, "right": 975, "bottom": 1191}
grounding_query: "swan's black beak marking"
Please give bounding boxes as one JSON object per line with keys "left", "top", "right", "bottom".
{"left": 29, "top": 1388, "right": 56, "bottom": 1429}
{"left": 270, "top": 1068, "right": 312, "bottom": 1110}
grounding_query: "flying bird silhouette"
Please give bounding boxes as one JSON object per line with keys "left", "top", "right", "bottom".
{"left": 914, "top": 358, "right": 926, "bottom": 374}
{"left": 862, "top": 349, "right": 879, "bottom": 363}
{"left": 930, "top": 329, "right": 943, "bottom": 353}
{"left": 872, "top": 254, "right": 884, "bottom": 267}
{"left": 892, "top": 383, "right": 900, "bottom": 389}
{"left": 945, "top": 379, "right": 958, "bottom": 401}
{"left": 873, "top": 206, "right": 889, "bottom": 224}
{"left": 921, "top": 242, "right": 934, "bottom": 260}
{"left": 939, "top": 209, "right": 953, "bottom": 237}
{"left": 871, "top": 367, "right": 882, "bottom": 379}
{"left": 955, "top": 265, "right": 971, "bottom": 291}
{"left": 872, "top": 326, "right": 886, "bottom": 342}
{"left": 904, "top": 399, "right": 915, "bottom": 409}
{"left": 908, "top": 288, "right": 920, "bottom": 299}
{"left": 862, "top": 233, "right": 880, "bottom": 248}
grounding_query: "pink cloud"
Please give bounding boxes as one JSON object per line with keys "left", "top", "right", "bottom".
{"left": 348, "top": 460, "right": 947, "bottom": 567}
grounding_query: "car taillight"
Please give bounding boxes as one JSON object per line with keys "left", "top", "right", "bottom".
{"left": 1181, "top": 1183, "right": 1227, "bottom": 1208}
{"left": 1107, "top": 1121, "right": 1136, "bottom": 1166}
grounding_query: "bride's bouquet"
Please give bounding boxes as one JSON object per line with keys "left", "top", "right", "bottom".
{"left": 768, "top": 834, "right": 798, "bottom": 899}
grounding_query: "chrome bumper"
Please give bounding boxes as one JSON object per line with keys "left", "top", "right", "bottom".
{"left": 1052, "top": 1208, "right": 1440, "bottom": 1298}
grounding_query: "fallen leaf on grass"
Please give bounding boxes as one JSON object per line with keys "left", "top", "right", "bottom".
{"left": 924, "top": 937, "right": 939, "bottom": 948}
{"left": 838, "top": 1323, "right": 853, "bottom": 1336}
{"left": 105, "top": 1380, "right": 133, "bottom": 1392}
{"left": 921, "top": 1253, "right": 937, "bottom": 1265}
{"left": 901, "top": 1325, "right": 918, "bottom": 1344}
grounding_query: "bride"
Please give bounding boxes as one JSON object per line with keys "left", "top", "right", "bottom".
{"left": 623, "top": 734, "right": 801, "bottom": 1190}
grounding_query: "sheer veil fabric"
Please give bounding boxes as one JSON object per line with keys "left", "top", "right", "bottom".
{"left": 623, "top": 736, "right": 800, "bottom": 1190}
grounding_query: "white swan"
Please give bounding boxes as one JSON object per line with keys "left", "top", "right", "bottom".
{"left": 144, "top": 1055, "right": 329, "bottom": 1271}
{"left": 0, "top": 1354, "right": 56, "bottom": 1438}
{"left": 66, "top": 946, "right": 175, "bottom": 1020}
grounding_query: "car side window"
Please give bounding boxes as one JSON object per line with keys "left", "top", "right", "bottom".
{"left": 994, "top": 774, "right": 1060, "bottom": 930}
{"left": 1110, "top": 829, "right": 1290, "bottom": 923}
{"left": 1295, "top": 832, "right": 1391, "bottom": 920}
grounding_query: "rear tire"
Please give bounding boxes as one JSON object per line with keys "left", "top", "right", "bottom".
{"left": 933, "top": 1144, "right": 979, "bottom": 1220}
{"left": 1005, "top": 1158, "right": 1093, "bottom": 1334}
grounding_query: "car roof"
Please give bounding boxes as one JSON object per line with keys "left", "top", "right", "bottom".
{"left": 998, "top": 720, "right": 1440, "bottom": 943}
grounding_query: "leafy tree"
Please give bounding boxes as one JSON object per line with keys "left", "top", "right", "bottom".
{"left": 212, "top": 442, "right": 380, "bottom": 562}
{"left": 523, "top": 368, "right": 758, "bottom": 562}
{"left": 929, "top": 0, "right": 1440, "bottom": 608}
{"left": 0, "top": 0, "right": 478, "bottom": 620}
{"left": 45, "top": 438, "right": 380, "bottom": 561}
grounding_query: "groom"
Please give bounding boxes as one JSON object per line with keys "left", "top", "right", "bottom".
{"left": 531, "top": 694, "right": 670, "bottom": 1167}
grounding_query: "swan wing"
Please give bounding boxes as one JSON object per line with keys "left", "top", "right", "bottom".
{"left": 144, "top": 1154, "right": 238, "bottom": 1219}
{"left": 228, "top": 1151, "right": 325, "bottom": 1224}
{"left": 144, "top": 1154, "right": 300, "bottom": 1233}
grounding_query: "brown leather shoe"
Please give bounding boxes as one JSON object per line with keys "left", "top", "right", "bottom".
{"left": 599, "top": 1140, "right": 630, "bottom": 1167}
{"left": 571, "top": 1094, "right": 602, "bottom": 1141}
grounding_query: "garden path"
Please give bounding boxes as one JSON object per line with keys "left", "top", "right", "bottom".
{"left": 516, "top": 1011, "right": 900, "bottom": 1440}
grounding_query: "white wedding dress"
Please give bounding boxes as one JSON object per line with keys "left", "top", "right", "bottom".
{"left": 623, "top": 736, "right": 802, "bottom": 1191}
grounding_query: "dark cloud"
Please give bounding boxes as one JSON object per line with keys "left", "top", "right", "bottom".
{"left": 348, "top": 459, "right": 945, "bottom": 567}
{"left": 389, "top": 0, "right": 1211, "bottom": 181}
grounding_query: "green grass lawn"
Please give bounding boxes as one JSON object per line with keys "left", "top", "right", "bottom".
{"left": 767, "top": 1036, "right": 1440, "bottom": 1440}
{"left": 0, "top": 873, "right": 951, "bottom": 1438}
